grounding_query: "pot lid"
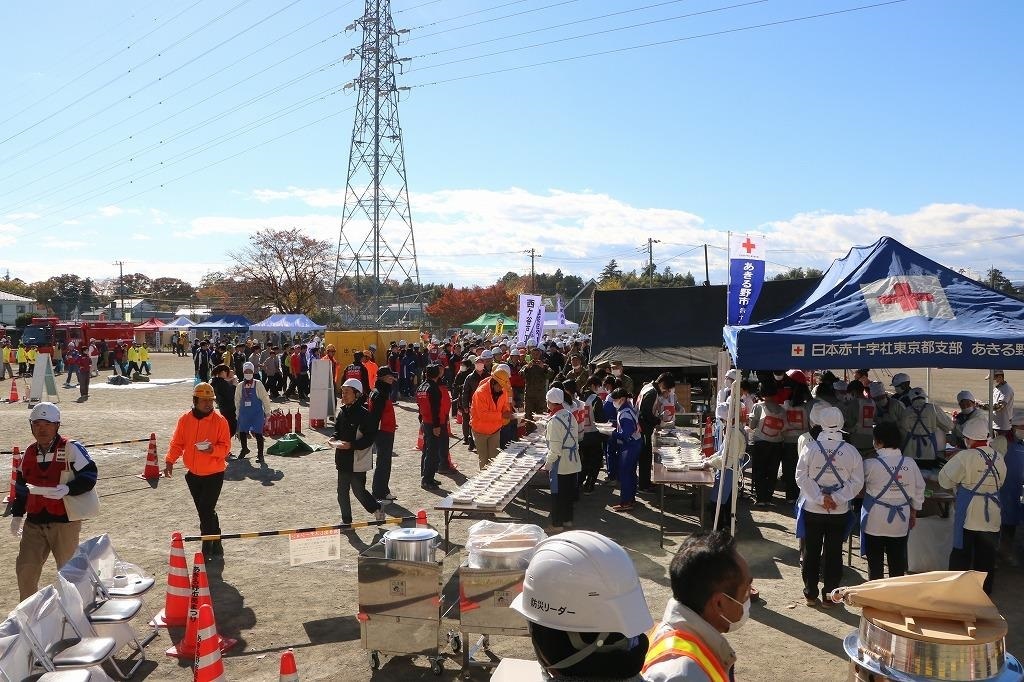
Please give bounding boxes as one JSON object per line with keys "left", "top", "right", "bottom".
{"left": 384, "top": 527, "right": 438, "bottom": 542}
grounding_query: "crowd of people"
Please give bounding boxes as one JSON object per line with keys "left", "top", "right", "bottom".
{"left": 711, "top": 367, "right": 1022, "bottom": 602}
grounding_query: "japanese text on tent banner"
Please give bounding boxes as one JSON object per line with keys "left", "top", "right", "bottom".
{"left": 556, "top": 295, "right": 566, "bottom": 325}
{"left": 518, "top": 294, "right": 544, "bottom": 345}
{"left": 727, "top": 235, "right": 767, "bottom": 326}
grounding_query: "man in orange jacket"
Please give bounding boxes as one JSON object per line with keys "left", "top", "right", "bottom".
{"left": 164, "top": 382, "right": 232, "bottom": 560}
{"left": 470, "top": 371, "right": 511, "bottom": 470}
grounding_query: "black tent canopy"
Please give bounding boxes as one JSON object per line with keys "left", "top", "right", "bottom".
{"left": 591, "top": 279, "right": 818, "bottom": 369}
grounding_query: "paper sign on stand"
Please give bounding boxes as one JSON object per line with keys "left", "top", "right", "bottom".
{"left": 28, "top": 353, "right": 60, "bottom": 404}
{"left": 308, "top": 358, "right": 334, "bottom": 421}
{"left": 289, "top": 529, "right": 341, "bottom": 566}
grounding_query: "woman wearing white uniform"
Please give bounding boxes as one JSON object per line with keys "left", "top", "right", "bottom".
{"left": 860, "top": 421, "right": 925, "bottom": 580}
{"left": 795, "top": 405, "right": 864, "bottom": 607}
{"left": 939, "top": 415, "right": 1006, "bottom": 594}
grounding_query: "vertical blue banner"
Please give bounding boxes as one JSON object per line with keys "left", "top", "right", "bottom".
{"left": 727, "top": 234, "right": 767, "bottom": 325}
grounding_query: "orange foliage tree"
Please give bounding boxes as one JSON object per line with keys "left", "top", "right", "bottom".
{"left": 426, "top": 283, "right": 516, "bottom": 329}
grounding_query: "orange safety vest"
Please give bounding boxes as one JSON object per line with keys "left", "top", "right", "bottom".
{"left": 642, "top": 627, "right": 729, "bottom": 682}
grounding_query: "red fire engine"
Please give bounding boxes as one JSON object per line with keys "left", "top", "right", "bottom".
{"left": 19, "top": 318, "right": 137, "bottom": 356}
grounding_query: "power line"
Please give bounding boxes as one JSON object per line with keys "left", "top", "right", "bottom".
{"left": 0, "top": 0, "right": 307, "bottom": 168}
{"left": 405, "top": 0, "right": 531, "bottom": 29}
{"left": 396, "top": 0, "right": 445, "bottom": 13}
{"left": 409, "top": 0, "right": 704, "bottom": 59}
{"left": 24, "top": 105, "right": 356, "bottom": 238}
{"left": 406, "top": 0, "right": 582, "bottom": 42}
{"left": 0, "top": 0, "right": 257, "bottom": 150}
{"left": 408, "top": 0, "right": 909, "bottom": 88}
{"left": 0, "top": 40, "right": 352, "bottom": 213}
{"left": 410, "top": 0, "right": 768, "bottom": 73}
{"left": 0, "top": 0, "right": 204, "bottom": 130}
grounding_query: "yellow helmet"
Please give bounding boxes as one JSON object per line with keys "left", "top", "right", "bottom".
{"left": 326, "top": 344, "right": 336, "bottom": 352}
{"left": 193, "top": 382, "right": 215, "bottom": 399}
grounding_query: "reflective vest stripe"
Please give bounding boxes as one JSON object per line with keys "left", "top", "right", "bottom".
{"left": 642, "top": 629, "right": 728, "bottom": 682}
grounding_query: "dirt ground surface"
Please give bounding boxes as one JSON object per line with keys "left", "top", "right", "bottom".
{"left": 1, "top": 358, "right": 1023, "bottom": 681}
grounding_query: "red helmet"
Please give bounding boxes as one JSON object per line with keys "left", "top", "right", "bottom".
{"left": 786, "top": 369, "right": 809, "bottom": 385}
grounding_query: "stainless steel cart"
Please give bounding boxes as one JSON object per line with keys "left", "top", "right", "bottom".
{"left": 444, "top": 562, "right": 529, "bottom": 679}
{"left": 357, "top": 538, "right": 448, "bottom": 675}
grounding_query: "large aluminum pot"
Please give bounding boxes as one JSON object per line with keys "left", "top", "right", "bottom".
{"left": 383, "top": 528, "right": 440, "bottom": 563}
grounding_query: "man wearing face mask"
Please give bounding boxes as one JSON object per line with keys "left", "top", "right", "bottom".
{"left": 952, "top": 390, "right": 988, "bottom": 449}
{"left": 510, "top": 531, "right": 654, "bottom": 682}
{"left": 900, "top": 388, "right": 953, "bottom": 465}
{"left": 609, "top": 361, "right": 633, "bottom": 396}
{"left": 165, "top": 383, "right": 232, "bottom": 560}
{"left": 460, "top": 355, "right": 488, "bottom": 451}
{"left": 234, "top": 361, "right": 272, "bottom": 462}
{"left": 868, "top": 381, "right": 905, "bottom": 434}
{"left": 10, "top": 403, "right": 99, "bottom": 600}
{"left": 643, "top": 531, "right": 751, "bottom": 681}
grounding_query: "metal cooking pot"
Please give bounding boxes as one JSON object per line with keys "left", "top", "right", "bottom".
{"left": 383, "top": 528, "right": 440, "bottom": 563}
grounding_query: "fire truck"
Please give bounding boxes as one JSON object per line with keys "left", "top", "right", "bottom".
{"left": 19, "top": 318, "right": 137, "bottom": 356}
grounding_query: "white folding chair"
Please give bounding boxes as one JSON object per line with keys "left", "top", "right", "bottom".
{"left": 55, "top": 572, "right": 145, "bottom": 680}
{"left": 13, "top": 587, "right": 117, "bottom": 679}
{"left": 74, "top": 536, "right": 157, "bottom": 646}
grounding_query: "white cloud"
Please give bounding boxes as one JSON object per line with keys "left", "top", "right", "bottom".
{"left": 6, "top": 212, "right": 40, "bottom": 221}
{"left": 62, "top": 219, "right": 81, "bottom": 226}
{"left": 98, "top": 205, "right": 124, "bottom": 217}
{"left": 40, "top": 237, "right": 87, "bottom": 250}
{"left": 131, "top": 233, "right": 151, "bottom": 241}
{"left": 0, "top": 222, "right": 21, "bottom": 249}
{"left": 173, "top": 214, "right": 339, "bottom": 240}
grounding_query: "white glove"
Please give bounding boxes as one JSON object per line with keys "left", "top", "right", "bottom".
{"left": 42, "top": 484, "right": 70, "bottom": 500}
{"left": 10, "top": 517, "right": 23, "bottom": 537}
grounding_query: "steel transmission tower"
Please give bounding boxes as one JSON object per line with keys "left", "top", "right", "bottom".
{"left": 333, "top": 0, "right": 421, "bottom": 328}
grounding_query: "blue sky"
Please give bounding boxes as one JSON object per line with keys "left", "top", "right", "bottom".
{"left": 1, "top": 0, "right": 1022, "bottom": 290}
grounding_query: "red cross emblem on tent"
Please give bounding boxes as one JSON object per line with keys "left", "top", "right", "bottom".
{"left": 862, "top": 275, "right": 954, "bottom": 323}
{"left": 791, "top": 343, "right": 805, "bottom": 357}
{"left": 878, "top": 282, "right": 935, "bottom": 312}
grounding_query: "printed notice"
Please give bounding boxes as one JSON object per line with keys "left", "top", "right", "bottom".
{"left": 289, "top": 529, "right": 341, "bottom": 566}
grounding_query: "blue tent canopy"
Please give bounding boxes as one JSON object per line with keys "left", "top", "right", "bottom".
{"left": 248, "top": 313, "right": 326, "bottom": 333}
{"left": 191, "top": 314, "right": 252, "bottom": 330}
{"left": 163, "top": 315, "right": 195, "bottom": 330}
{"left": 724, "top": 236, "right": 1024, "bottom": 370}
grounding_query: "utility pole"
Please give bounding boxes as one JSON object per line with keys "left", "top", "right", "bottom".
{"left": 113, "top": 260, "right": 125, "bottom": 321}
{"left": 524, "top": 248, "right": 542, "bottom": 293}
{"left": 334, "top": 0, "right": 420, "bottom": 328}
{"left": 703, "top": 244, "right": 711, "bottom": 286}
{"left": 646, "top": 238, "right": 660, "bottom": 288}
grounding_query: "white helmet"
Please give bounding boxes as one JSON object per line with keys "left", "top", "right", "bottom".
{"left": 342, "top": 378, "right": 363, "bottom": 394}
{"left": 891, "top": 372, "right": 911, "bottom": 387}
{"left": 510, "top": 531, "right": 653, "bottom": 637}
{"left": 546, "top": 387, "right": 565, "bottom": 405}
{"left": 962, "top": 415, "right": 989, "bottom": 442}
{"left": 29, "top": 402, "right": 61, "bottom": 423}
{"left": 724, "top": 368, "right": 739, "bottom": 381}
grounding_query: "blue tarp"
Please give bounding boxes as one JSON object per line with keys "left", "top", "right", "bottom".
{"left": 724, "top": 236, "right": 1024, "bottom": 370}
{"left": 191, "top": 314, "right": 252, "bottom": 330}
{"left": 248, "top": 314, "right": 326, "bottom": 333}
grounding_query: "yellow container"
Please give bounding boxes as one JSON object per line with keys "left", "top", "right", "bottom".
{"left": 324, "top": 331, "right": 378, "bottom": 358}
{"left": 375, "top": 329, "right": 422, "bottom": 349}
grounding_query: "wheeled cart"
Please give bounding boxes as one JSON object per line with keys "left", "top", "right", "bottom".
{"left": 357, "top": 537, "right": 448, "bottom": 675}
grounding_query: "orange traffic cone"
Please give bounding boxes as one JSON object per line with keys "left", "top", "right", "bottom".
{"left": 192, "top": 604, "right": 226, "bottom": 682}
{"left": 138, "top": 433, "right": 161, "bottom": 480}
{"left": 8, "top": 379, "right": 18, "bottom": 403}
{"left": 3, "top": 446, "right": 21, "bottom": 504}
{"left": 167, "top": 553, "right": 237, "bottom": 658}
{"left": 701, "top": 416, "right": 715, "bottom": 458}
{"left": 152, "top": 532, "right": 191, "bottom": 628}
{"left": 279, "top": 648, "right": 299, "bottom": 681}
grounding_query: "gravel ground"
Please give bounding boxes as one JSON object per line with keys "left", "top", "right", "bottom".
{"left": 1, "top": 357, "right": 1022, "bottom": 681}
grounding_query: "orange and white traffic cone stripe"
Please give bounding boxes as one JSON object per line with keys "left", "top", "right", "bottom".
{"left": 279, "top": 648, "right": 299, "bottom": 681}
{"left": 192, "top": 603, "right": 227, "bottom": 682}
{"left": 152, "top": 532, "right": 191, "bottom": 628}
{"left": 3, "top": 446, "right": 21, "bottom": 504}
{"left": 168, "top": 552, "right": 238, "bottom": 657}
{"left": 7, "top": 378, "right": 18, "bottom": 403}
{"left": 138, "top": 432, "right": 161, "bottom": 480}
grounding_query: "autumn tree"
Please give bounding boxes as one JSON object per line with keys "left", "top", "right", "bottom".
{"left": 34, "top": 274, "right": 93, "bottom": 319}
{"left": 228, "top": 228, "right": 333, "bottom": 313}
{"left": 151, "top": 277, "right": 196, "bottom": 304}
{"left": 425, "top": 283, "right": 515, "bottom": 329}
{"left": 771, "top": 267, "right": 824, "bottom": 281}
